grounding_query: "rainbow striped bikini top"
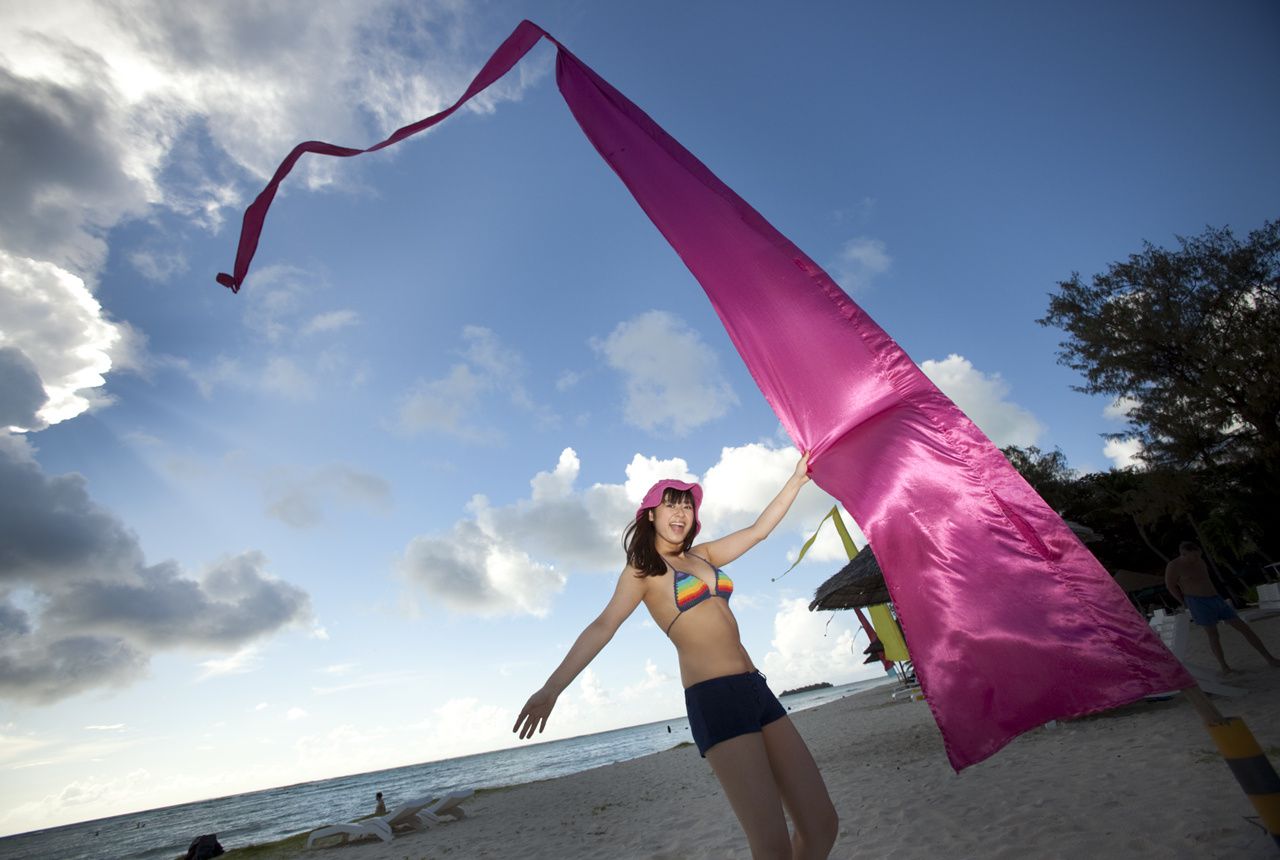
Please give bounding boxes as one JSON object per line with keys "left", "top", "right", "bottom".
{"left": 665, "top": 555, "right": 733, "bottom": 633}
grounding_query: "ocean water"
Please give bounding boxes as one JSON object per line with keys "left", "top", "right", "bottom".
{"left": 0, "top": 676, "right": 892, "bottom": 860}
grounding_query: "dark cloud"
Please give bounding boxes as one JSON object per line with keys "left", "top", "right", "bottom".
{"left": 0, "top": 436, "right": 311, "bottom": 704}
{"left": 483, "top": 495, "right": 620, "bottom": 571}
{"left": 0, "top": 53, "right": 144, "bottom": 272}
{"left": 400, "top": 523, "right": 501, "bottom": 614}
{"left": 43, "top": 553, "right": 309, "bottom": 649}
{"left": 0, "top": 438, "right": 142, "bottom": 584}
{"left": 0, "top": 631, "right": 149, "bottom": 705}
{"left": 0, "top": 347, "right": 48, "bottom": 429}
{"left": 0, "top": 600, "right": 32, "bottom": 640}
{"left": 399, "top": 520, "right": 565, "bottom": 617}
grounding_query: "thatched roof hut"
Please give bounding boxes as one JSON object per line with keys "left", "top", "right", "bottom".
{"left": 808, "top": 548, "right": 888, "bottom": 611}
{"left": 809, "top": 522, "right": 1136, "bottom": 614}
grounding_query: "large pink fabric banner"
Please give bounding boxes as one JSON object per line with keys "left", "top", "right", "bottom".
{"left": 218, "top": 20, "right": 1193, "bottom": 769}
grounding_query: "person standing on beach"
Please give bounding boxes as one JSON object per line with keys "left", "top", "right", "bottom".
{"left": 1164, "top": 541, "right": 1280, "bottom": 674}
{"left": 514, "top": 453, "right": 838, "bottom": 859}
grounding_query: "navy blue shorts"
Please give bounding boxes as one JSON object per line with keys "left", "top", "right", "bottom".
{"left": 684, "top": 671, "right": 787, "bottom": 757}
{"left": 1186, "top": 594, "right": 1238, "bottom": 626}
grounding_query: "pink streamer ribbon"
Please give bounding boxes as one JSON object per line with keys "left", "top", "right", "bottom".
{"left": 218, "top": 20, "right": 1193, "bottom": 769}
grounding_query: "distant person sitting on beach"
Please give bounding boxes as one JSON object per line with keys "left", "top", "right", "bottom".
{"left": 373, "top": 791, "right": 386, "bottom": 815}
{"left": 514, "top": 453, "right": 838, "bottom": 858}
{"left": 1165, "top": 541, "right": 1280, "bottom": 674}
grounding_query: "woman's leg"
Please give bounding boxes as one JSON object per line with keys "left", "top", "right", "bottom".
{"left": 705, "top": 732, "right": 793, "bottom": 859}
{"left": 760, "top": 717, "right": 839, "bottom": 859}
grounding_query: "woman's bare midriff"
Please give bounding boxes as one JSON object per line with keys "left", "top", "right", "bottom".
{"left": 662, "top": 599, "right": 756, "bottom": 687}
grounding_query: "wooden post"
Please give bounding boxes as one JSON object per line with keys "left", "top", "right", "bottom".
{"left": 1181, "top": 686, "right": 1224, "bottom": 723}
{"left": 1183, "top": 687, "right": 1280, "bottom": 850}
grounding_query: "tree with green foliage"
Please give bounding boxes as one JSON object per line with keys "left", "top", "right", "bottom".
{"left": 1039, "top": 219, "right": 1280, "bottom": 559}
{"left": 1039, "top": 219, "right": 1280, "bottom": 473}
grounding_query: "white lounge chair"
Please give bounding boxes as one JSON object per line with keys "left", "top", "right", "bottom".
{"left": 415, "top": 789, "right": 474, "bottom": 827}
{"left": 305, "top": 814, "right": 396, "bottom": 848}
{"left": 1148, "top": 609, "right": 1246, "bottom": 698}
{"left": 1247, "top": 582, "right": 1280, "bottom": 618}
{"left": 306, "top": 791, "right": 471, "bottom": 849}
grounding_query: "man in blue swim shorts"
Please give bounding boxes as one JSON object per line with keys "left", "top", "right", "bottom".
{"left": 1165, "top": 542, "right": 1280, "bottom": 675}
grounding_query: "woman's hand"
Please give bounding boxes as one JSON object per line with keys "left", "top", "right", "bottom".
{"left": 513, "top": 686, "right": 558, "bottom": 740}
{"left": 793, "top": 450, "right": 811, "bottom": 484}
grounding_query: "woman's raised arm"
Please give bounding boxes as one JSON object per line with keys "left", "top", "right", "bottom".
{"left": 513, "top": 568, "right": 646, "bottom": 739}
{"left": 698, "top": 452, "right": 810, "bottom": 568}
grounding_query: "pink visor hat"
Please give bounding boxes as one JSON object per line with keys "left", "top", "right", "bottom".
{"left": 636, "top": 479, "right": 703, "bottom": 533}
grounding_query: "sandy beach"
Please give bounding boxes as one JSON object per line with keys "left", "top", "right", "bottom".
{"left": 281, "top": 613, "right": 1279, "bottom": 859}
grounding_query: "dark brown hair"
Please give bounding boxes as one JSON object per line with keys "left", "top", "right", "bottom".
{"left": 624, "top": 487, "right": 699, "bottom": 577}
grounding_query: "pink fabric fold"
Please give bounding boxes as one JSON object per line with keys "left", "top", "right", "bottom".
{"left": 217, "top": 20, "right": 1194, "bottom": 769}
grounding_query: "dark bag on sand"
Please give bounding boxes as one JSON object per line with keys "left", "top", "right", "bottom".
{"left": 185, "top": 834, "right": 224, "bottom": 860}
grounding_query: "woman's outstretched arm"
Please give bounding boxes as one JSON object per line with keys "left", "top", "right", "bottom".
{"left": 698, "top": 451, "right": 810, "bottom": 568}
{"left": 513, "top": 569, "right": 646, "bottom": 740}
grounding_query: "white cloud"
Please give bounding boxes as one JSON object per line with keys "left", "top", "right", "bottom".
{"left": 397, "top": 326, "right": 555, "bottom": 441}
{"left": 1103, "top": 396, "right": 1140, "bottom": 422}
{"left": 0, "top": 251, "right": 129, "bottom": 427}
{"left": 262, "top": 463, "right": 392, "bottom": 529}
{"left": 578, "top": 667, "right": 611, "bottom": 708}
{"left": 0, "top": 767, "right": 164, "bottom": 836}
{"left": 259, "top": 356, "right": 317, "bottom": 401}
{"left": 400, "top": 521, "right": 567, "bottom": 617}
{"left": 0, "top": 731, "right": 46, "bottom": 767}
{"left": 1104, "top": 436, "right": 1144, "bottom": 469}
{"left": 1, "top": 2, "right": 539, "bottom": 439}
{"left": 761, "top": 598, "right": 882, "bottom": 691}
{"left": 320, "top": 662, "right": 357, "bottom": 676}
{"left": 556, "top": 370, "right": 585, "bottom": 391}
{"left": 397, "top": 364, "right": 494, "bottom": 438}
{"left": 397, "top": 443, "right": 835, "bottom": 618}
{"left": 188, "top": 265, "right": 366, "bottom": 400}
{"left": 197, "top": 647, "right": 262, "bottom": 680}
{"left": 1101, "top": 395, "right": 1144, "bottom": 468}
{"left": 700, "top": 443, "right": 829, "bottom": 539}
{"left": 302, "top": 310, "right": 360, "bottom": 336}
{"left": 530, "top": 448, "right": 578, "bottom": 502}
{"left": 781, "top": 507, "right": 866, "bottom": 567}
{"left": 919, "top": 354, "right": 1044, "bottom": 447}
{"left": 291, "top": 724, "right": 399, "bottom": 778}
{"left": 837, "top": 196, "right": 878, "bottom": 224}
{"left": 0, "top": 2, "right": 542, "bottom": 270}
{"left": 830, "top": 236, "right": 891, "bottom": 292}
{"left": 415, "top": 697, "right": 514, "bottom": 761}
{"left": 128, "top": 249, "right": 188, "bottom": 284}
{"left": 238, "top": 264, "right": 314, "bottom": 344}
{"left": 592, "top": 310, "right": 738, "bottom": 436}
{"left": 396, "top": 447, "right": 650, "bottom": 616}
{"left": 619, "top": 658, "right": 674, "bottom": 699}
{"left": 285, "top": 707, "right": 308, "bottom": 721}
{"left": 621, "top": 453, "right": 699, "bottom": 504}
{"left": 311, "top": 669, "right": 424, "bottom": 696}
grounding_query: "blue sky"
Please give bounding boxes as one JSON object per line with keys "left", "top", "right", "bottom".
{"left": 2, "top": 0, "right": 1278, "bottom": 836}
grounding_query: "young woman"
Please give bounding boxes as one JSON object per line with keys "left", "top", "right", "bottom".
{"left": 513, "top": 453, "right": 838, "bottom": 859}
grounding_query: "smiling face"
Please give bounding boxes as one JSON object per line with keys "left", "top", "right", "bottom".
{"left": 649, "top": 487, "right": 698, "bottom": 551}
